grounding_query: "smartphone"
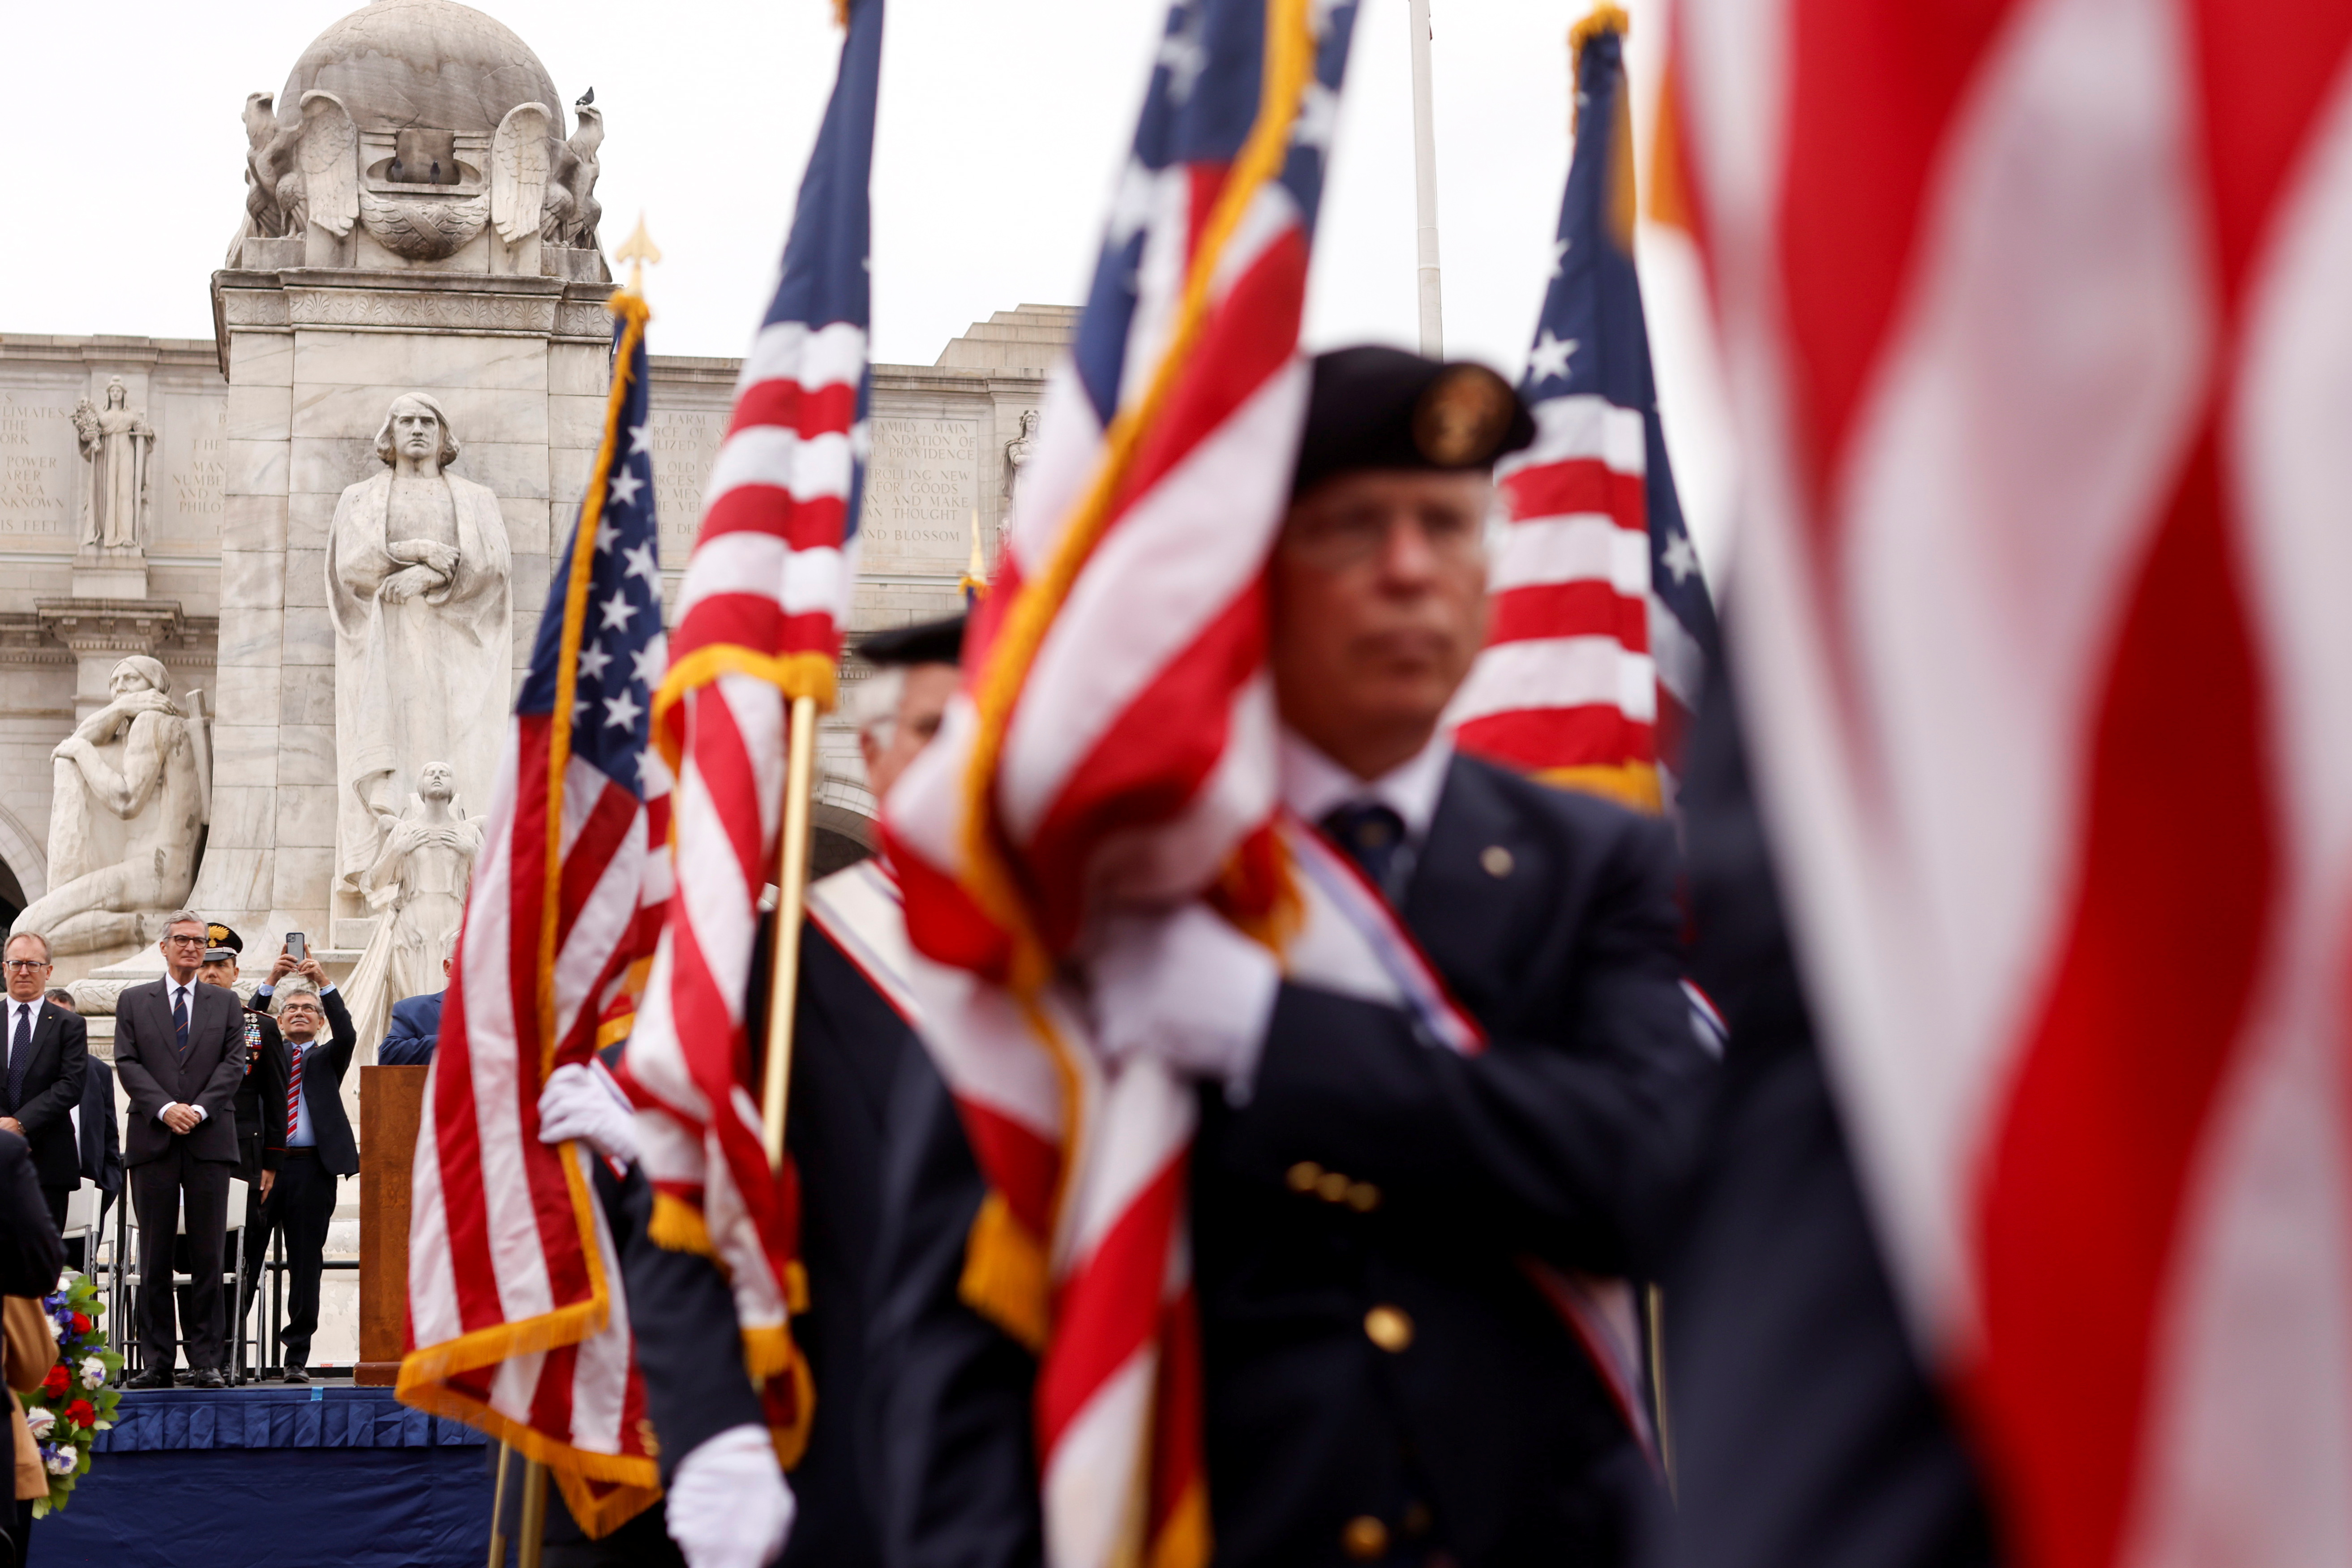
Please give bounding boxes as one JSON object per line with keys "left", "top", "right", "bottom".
{"left": 285, "top": 931, "right": 308, "bottom": 962}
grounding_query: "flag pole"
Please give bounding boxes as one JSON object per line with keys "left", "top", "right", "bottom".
{"left": 1408, "top": 0, "right": 1444, "bottom": 354}
{"left": 516, "top": 1458, "right": 549, "bottom": 1568}
{"left": 761, "top": 694, "right": 821, "bottom": 1169}
{"left": 484, "top": 1442, "right": 512, "bottom": 1568}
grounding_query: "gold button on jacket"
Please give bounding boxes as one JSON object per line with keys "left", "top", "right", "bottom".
{"left": 1342, "top": 1514, "right": 1390, "bottom": 1560}
{"left": 1363, "top": 1304, "right": 1414, "bottom": 1352}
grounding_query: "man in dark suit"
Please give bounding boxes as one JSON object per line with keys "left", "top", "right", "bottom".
{"left": 258, "top": 964, "right": 357, "bottom": 1382}
{"left": 194, "top": 926, "right": 286, "bottom": 1364}
{"left": 0, "top": 934, "right": 88, "bottom": 1235}
{"left": 865, "top": 348, "right": 1714, "bottom": 1568}
{"left": 113, "top": 910, "right": 247, "bottom": 1389}
{"left": 376, "top": 955, "right": 451, "bottom": 1066}
{"left": 623, "top": 615, "right": 964, "bottom": 1568}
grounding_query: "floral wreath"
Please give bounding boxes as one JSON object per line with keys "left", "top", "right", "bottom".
{"left": 21, "top": 1271, "right": 121, "bottom": 1516}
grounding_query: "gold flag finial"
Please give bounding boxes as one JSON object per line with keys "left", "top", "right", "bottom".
{"left": 959, "top": 508, "right": 989, "bottom": 602}
{"left": 615, "top": 215, "right": 663, "bottom": 296}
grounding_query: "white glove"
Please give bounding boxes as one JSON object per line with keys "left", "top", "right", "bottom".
{"left": 537, "top": 1062, "right": 639, "bottom": 1165}
{"left": 666, "top": 1423, "right": 796, "bottom": 1568}
{"left": 1088, "top": 902, "right": 1281, "bottom": 1098}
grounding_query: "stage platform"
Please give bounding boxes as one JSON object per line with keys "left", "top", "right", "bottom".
{"left": 35, "top": 1383, "right": 495, "bottom": 1566}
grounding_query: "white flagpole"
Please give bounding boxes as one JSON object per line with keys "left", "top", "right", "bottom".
{"left": 1408, "top": 0, "right": 1444, "bottom": 355}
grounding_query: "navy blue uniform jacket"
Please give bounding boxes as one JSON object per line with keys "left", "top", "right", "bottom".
{"left": 869, "top": 753, "right": 1714, "bottom": 1568}
{"left": 621, "top": 914, "right": 908, "bottom": 1566}
{"left": 1654, "top": 662, "right": 1999, "bottom": 1568}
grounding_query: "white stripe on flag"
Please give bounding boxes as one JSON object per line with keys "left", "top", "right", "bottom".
{"left": 673, "top": 534, "right": 848, "bottom": 622}
{"left": 1490, "top": 513, "right": 1651, "bottom": 595}
{"left": 703, "top": 427, "right": 857, "bottom": 511}
{"left": 1499, "top": 394, "right": 1647, "bottom": 480}
{"left": 1446, "top": 636, "right": 1658, "bottom": 726}
{"left": 734, "top": 320, "right": 870, "bottom": 398}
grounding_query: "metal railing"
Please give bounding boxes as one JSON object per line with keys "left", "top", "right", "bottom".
{"left": 103, "top": 1197, "right": 361, "bottom": 1383}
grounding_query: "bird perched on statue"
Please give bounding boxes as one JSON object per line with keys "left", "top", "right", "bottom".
{"left": 577, "top": 85, "right": 594, "bottom": 107}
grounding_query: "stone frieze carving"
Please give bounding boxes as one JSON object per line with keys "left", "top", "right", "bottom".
{"left": 356, "top": 188, "right": 491, "bottom": 261}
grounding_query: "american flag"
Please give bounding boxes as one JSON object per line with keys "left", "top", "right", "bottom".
{"left": 398, "top": 291, "right": 672, "bottom": 1536}
{"left": 616, "top": 0, "right": 881, "bottom": 1455}
{"left": 1675, "top": 1, "right": 2352, "bottom": 1565}
{"left": 1449, "top": 8, "right": 1718, "bottom": 811}
{"left": 884, "top": 3, "right": 1360, "bottom": 1566}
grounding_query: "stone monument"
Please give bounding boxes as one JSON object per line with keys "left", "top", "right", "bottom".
{"left": 0, "top": 0, "right": 1080, "bottom": 964}
{"left": 326, "top": 394, "right": 510, "bottom": 895}
{"left": 344, "top": 760, "right": 479, "bottom": 1047}
{"left": 11, "top": 656, "right": 207, "bottom": 955}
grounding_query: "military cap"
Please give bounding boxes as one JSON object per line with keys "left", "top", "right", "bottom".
{"left": 857, "top": 614, "right": 966, "bottom": 669}
{"left": 204, "top": 922, "right": 242, "bottom": 964}
{"left": 1291, "top": 345, "right": 1536, "bottom": 498}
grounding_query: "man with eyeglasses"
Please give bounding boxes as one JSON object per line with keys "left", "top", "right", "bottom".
{"left": 114, "top": 911, "right": 248, "bottom": 1389}
{"left": 0, "top": 933, "right": 88, "bottom": 1236}
{"left": 257, "top": 966, "right": 356, "bottom": 1384}
{"left": 873, "top": 348, "right": 1713, "bottom": 1567}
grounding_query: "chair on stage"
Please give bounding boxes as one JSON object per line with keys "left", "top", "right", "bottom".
{"left": 118, "top": 1177, "right": 249, "bottom": 1379}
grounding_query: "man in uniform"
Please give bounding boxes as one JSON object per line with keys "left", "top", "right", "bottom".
{"left": 621, "top": 615, "right": 966, "bottom": 1568}
{"left": 868, "top": 347, "right": 1714, "bottom": 1568}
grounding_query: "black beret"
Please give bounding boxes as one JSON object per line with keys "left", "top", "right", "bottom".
{"left": 1291, "top": 345, "right": 1536, "bottom": 499}
{"left": 204, "top": 923, "right": 242, "bottom": 957}
{"left": 857, "top": 614, "right": 966, "bottom": 668}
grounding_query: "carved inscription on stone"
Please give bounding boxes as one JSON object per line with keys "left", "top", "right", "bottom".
{"left": 156, "top": 394, "right": 229, "bottom": 545}
{"left": 862, "top": 418, "right": 978, "bottom": 572}
{"left": 643, "top": 407, "right": 725, "bottom": 557}
{"left": 0, "top": 392, "right": 82, "bottom": 536}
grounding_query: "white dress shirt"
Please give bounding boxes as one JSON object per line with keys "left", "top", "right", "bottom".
{"left": 1280, "top": 729, "right": 1455, "bottom": 850}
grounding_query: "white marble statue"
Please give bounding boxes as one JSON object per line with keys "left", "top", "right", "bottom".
{"left": 326, "top": 393, "right": 511, "bottom": 899}
{"left": 343, "top": 760, "right": 481, "bottom": 1047}
{"left": 13, "top": 657, "right": 206, "bottom": 956}
{"left": 71, "top": 378, "right": 154, "bottom": 552}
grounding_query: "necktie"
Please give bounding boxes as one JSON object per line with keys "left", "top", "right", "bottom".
{"left": 1321, "top": 801, "right": 1409, "bottom": 902}
{"left": 286, "top": 1043, "right": 307, "bottom": 1143}
{"left": 5, "top": 1006, "right": 28, "bottom": 1114}
{"left": 172, "top": 986, "right": 189, "bottom": 1059}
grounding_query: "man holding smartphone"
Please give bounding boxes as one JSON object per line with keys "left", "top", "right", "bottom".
{"left": 252, "top": 942, "right": 356, "bottom": 1382}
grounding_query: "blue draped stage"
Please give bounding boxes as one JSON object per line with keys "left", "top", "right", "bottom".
{"left": 34, "top": 1385, "right": 494, "bottom": 1567}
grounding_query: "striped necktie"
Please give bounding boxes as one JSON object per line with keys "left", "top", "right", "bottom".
{"left": 172, "top": 986, "right": 189, "bottom": 1059}
{"left": 286, "top": 1041, "right": 307, "bottom": 1143}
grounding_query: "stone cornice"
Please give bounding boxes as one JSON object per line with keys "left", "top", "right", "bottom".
{"left": 209, "top": 268, "right": 619, "bottom": 369}
{"left": 22, "top": 602, "right": 218, "bottom": 668}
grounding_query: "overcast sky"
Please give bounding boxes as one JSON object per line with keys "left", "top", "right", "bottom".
{"left": 5, "top": 0, "right": 1733, "bottom": 565}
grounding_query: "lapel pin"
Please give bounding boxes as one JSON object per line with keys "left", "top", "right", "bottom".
{"left": 1480, "top": 845, "right": 1513, "bottom": 878}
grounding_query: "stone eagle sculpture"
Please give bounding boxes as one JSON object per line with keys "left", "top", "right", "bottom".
{"left": 226, "top": 85, "right": 604, "bottom": 263}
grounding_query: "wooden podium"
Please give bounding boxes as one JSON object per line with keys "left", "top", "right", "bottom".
{"left": 356, "top": 1065, "right": 428, "bottom": 1387}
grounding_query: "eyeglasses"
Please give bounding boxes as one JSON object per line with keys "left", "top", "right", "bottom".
{"left": 2, "top": 960, "right": 46, "bottom": 973}
{"left": 163, "top": 934, "right": 207, "bottom": 948}
{"left": 1280, "top": 505, "right": 1488, "bottom": 572}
